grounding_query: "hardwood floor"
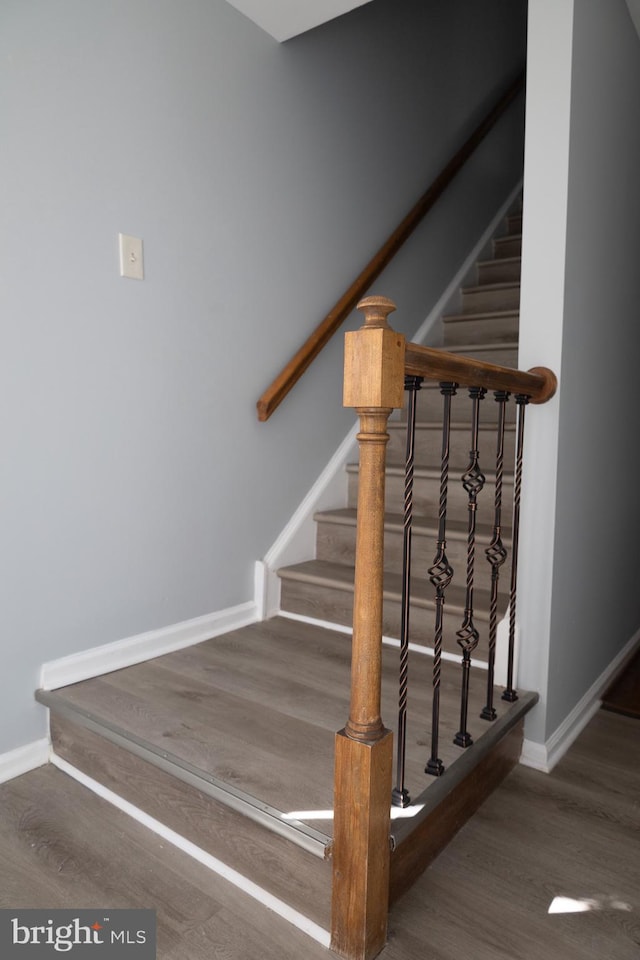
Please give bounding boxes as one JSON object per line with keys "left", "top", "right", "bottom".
{"left": 40, "top": 616, "right": 520, "bottom": 827}
{"left": 1, "top": 709, "right": 637, "bottom": 959}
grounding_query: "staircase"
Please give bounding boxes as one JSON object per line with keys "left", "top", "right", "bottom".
{"left": 278, "top": 206, "right": 523, "bottom": 666}
{"left": 35, "top": 204, "right": 537, "bottom": 958}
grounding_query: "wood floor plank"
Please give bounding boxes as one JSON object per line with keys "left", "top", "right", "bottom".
{"left": 3, "top": 710, "right": 638, "bottom": 959}
{"left": 384, "top": 710, "right": 640, "bottom": 960}
{"left": 48, "top": 617, "right": 511, "bottom": 817}
{"left": 0, "top": 766, "right": 331, "bottom": 960}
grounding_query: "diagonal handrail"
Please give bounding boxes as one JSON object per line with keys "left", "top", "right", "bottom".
{"left": 256, "top": 68, "right": 525, "bottom": 422}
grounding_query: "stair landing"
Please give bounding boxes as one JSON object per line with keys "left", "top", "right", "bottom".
{"left": 37, "top": 617, "right": 534, "bottom": 929}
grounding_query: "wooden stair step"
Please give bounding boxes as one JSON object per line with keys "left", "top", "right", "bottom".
{"left": 477, "top": 255, "right": 521, "bottom": 285}
{"left": 445, "top": 341, "right": 518, "bottom": 366}
{"left": 347, "top": 462, "right": 514, "bottom": 523}
{"left": 442, "top": 309, "right": 519, "bottom": 346}
{"left": 506, "top": 212, "right": 523, "bottom": 234}
{"left": 314, "top": 507, "right": 511, "bottom": 597}
{"left": 460, "top": 282, "right": 520, "bottom": 314}
{"left": 409, "top": 382, "right": 519, "bottom": 423}
{"left": 386, "top": 418, "right": 516, "bottom": 469}
{"left": 278, "top": 559, "right": 504, "bottom": 657}
{"left": 42, "top": 705, "right": 332, "bottom": 929}
{"left": 493, "top": 233, "right": 522, "bottom": 258}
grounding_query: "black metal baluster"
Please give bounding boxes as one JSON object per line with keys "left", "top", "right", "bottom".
{"left": 502, "top": 393, "right": 529, "bottom": 703}
{"left": 454, "top": 386, "right": 486, "bottom": 748}
{"left": 481, "top": 390, "right": 510, "bottom": 721}
{"left": 392, "top": 375, "right": 423, "bottom": 807}
{"left": 425, "top": 382, "right": 457, "bottom": 777}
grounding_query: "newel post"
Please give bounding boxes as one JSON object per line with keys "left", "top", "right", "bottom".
{"left": 331, "top": 296, "right": 405, "bottom": 960}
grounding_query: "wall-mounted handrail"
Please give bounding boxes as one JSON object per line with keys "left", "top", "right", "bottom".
{"left": 256, "top": 69, "right": 525, "bottom": 422}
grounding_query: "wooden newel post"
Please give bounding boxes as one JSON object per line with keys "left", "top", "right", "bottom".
{"left": 331, "top": 296, "right": 405, "bottom": 960}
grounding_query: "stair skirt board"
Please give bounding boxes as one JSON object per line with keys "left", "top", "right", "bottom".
{"left": 49, "top": 752, "right": 332, "bottom": 949}
{"left": 0, "top": 738, "right": 50, "bottom": 785}
{"left": 40, "top": 600, "right": 258, "bottom": 691}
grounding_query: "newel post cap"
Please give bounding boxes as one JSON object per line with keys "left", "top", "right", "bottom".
{"left": 343, "top": 296, "right": 405, "bottom": 410}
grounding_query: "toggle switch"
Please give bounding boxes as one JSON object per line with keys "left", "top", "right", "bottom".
{"left": 118, "top": 233, "right": 144, "bottom": 280}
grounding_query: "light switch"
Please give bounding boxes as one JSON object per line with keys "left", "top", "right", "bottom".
{"left": 118, "top": 233, "right": 144, "bottom": 280}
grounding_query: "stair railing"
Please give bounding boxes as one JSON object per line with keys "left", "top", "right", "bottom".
{"left": 256, "top": 70, "right": 525, "bottom": 422}
{"left": 331, "top": 296, "right": 556, "bottom": 960}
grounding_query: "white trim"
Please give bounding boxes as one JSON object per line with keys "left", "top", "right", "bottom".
{"left": 40, "top": 601, "right": 258, "bottom": 691}
{"left": 279, "top": 610, "right": 489, "bottom": 668}
{"left": 411, "top": 180, "right": 524, "bottom": 346}
{"left": 260, "top": 429, "right": 354, "bottom": 619}
{"left": 521, "top": 628, "right": 640, "bottom": 773}
{"left": 51, "top": 754, "right": 330, "bottom": 948}
{"left": 0, "top": 738, "right": 50, "bottom": 784}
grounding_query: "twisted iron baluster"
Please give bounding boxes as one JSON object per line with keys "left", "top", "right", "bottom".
{"left": 392, "top": 375, "right": 423, "bottom": 808}
{"left": 502, "top": 393, "right": 529, "bottom": 702}
{"left": 481, "top": 390, "right": 510, "bottom": 721}
{"left": 425, "top": 382, "right": 457, "bottom": 777}
{"left": 454, "top": 386, "right": 486, "bottom": 748}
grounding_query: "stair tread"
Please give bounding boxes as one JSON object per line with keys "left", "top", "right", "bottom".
{"left": 462, "top": 281, "right": 520, "bottom": 294}
{"left": 495, "top": 232, "right": 522, "bottom": 243}
{"left": 387, "top": 420, "right": 516, "bottom": 432}
{"left": 476, "top": 255, "right": 521, "bottom": 268}
{"left": 278, "top": 558, "right": 495, "bottom": 619}
{"left": 346, "top": 461, "right": 513, "bottom": 483}
{"left": 314, "top": 507, "right": 512, "bottom": 542}
{"left": 443, "top": 308, "right": 519, "bottom": 324}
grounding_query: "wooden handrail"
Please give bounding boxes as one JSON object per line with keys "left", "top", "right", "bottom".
{"left": 405, "top": 342, "right": 557, "bottom": 403}
{"left": 256, "top": 68, "right": 525, "bottom": 422}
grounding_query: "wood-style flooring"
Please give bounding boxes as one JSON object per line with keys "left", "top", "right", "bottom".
{"left": 1, "top": 709, "right": 637, "bottom": 959}
{"left": 41, "top": 616, "right": 515, "bottom": 831}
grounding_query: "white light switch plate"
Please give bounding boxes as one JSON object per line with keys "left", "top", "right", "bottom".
{"left": 119, "top": 233, "right": 144, "bottom": 280}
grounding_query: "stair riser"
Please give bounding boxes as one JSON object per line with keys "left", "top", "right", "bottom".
{"left": 493, "top": 235, "right": 522, "bottom": 259}
{"left": 49, "top": 713, "right": 331, "bottom": 926}
{"left": 387, "top": 423, "right": 516, "bottom": 471}
{"left": 461, "top": 286, "right": 520, "bottom": 314}
{"left": 316, "top": 522, "right": 511, "bottom": 597}
{"left": 507, "top": 214, "right": 522, "bottom": 235}
{"left": 448, "top": 344, "right": 518, "bottom": 366}
{"left": 280, "top": 579, "right": 496, "bottom": 659}
{"left": 408, "top": 388, "right": 518, "bottom": 424}
{"left": 443, "top": 314, "right": 519, "bottom": 347}
{"left": 477, "top": 258, "right": 521, "bottom": 284}
{"left": 348, "top": 469, "right": 514, "bottom": 524}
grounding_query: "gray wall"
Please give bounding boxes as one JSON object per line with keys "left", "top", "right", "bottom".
{"left": 0, "top": 0, "right": 527, "bottom": 754}
{"left": 547, "top": 0, "right": 640, "bottom": 736}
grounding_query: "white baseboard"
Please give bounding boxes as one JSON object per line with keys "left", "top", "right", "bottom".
{"left": 40, "top": 601, "right": 258, "bottom": 691}
{"left": 0, "top": 738, "right": 50, "bottom": 784}
{"left": 259, "top": 429, "right": 354, "bottom": 619}
{"left": 521, "top": 627, "right": 640, "bottom": 773}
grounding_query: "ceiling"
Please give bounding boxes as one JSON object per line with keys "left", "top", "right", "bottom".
{"left": 223, "top": 0, "right": 375, "bottom": 42}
